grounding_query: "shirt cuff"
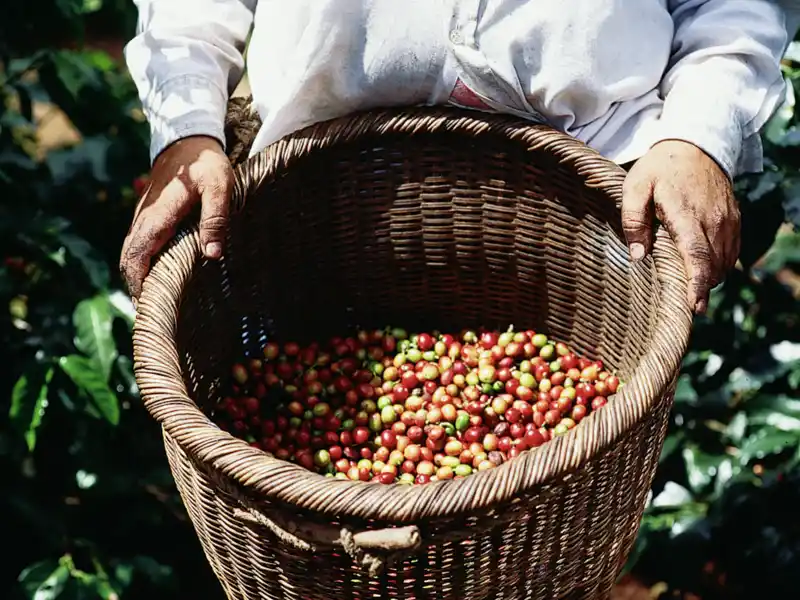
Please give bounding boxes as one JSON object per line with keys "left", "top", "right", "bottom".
{"left": 142, "top": 74, "right": 228, "bottom": 164}
{"left": 652, "top": 63, "right": 758, "bottom": 180}
{"left": 651, "top": 109, "right": 742, "bottom": 181}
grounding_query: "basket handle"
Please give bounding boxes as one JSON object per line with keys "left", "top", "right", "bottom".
{"left": 233, "top": 505, "right": 421, "bottom": 576}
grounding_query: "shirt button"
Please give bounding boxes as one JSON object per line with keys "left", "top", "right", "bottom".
{"left": 449, "top": 30, "right": 463, "bottom": 45}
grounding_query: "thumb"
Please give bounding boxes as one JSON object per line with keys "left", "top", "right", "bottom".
{"left": 621, "top": 170, "right": 655, "bottom": 261}
{"left": 198, "top": 174, "right": 231, "bottom": 259}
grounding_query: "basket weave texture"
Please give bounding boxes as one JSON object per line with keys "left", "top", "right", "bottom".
{"left": 132, "top": 104, "right": 693, "bottom": 600}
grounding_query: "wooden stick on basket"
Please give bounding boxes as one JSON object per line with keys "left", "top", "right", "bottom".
{"left": 132, "top": 100, "right": 693, "bottom": 600}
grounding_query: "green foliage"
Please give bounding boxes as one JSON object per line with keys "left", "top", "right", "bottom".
{"left": 623, "top": 51, "right": 800, "bottom": 592}
{"left": 1, "top": 2, "right": 216, "bottom": 599}
{"left": 1, "top": 3, "right": 799, "bottom": 599}
{"left": 10, "top": 366, "right": 54, "bottom": 452}
{"left": 625, "top": 263, "right": 800, "bottom": 597}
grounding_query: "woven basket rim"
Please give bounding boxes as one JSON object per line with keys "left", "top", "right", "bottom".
{"left": 132, "top": 107, "right": 692, "bottom": 523}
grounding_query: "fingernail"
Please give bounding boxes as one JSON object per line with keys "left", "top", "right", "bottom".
{"left": 629, "top": 243, "right": 645, "bottom": 261}
{"left": 694, "top": 299, "right": 707, "bottom": 314}
{"left": 204, "top": 242, "right": 223, "bottom": 259}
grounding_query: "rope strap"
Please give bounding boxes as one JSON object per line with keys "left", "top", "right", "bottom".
{"left": 233, "top": 506, "right": 421, "bottom": 577}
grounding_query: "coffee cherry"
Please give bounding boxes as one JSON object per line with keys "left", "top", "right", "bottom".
{"left": 380, "top": 430, "right": 397, "bottom": 449}
{"left": 591, "top": 397, "right": 607, "bottom": 410}
{"left": 217, "top": 327, "right": 618, "bottom": 484}
{"left": 353, "top": 427, "right": 370, "bottom": 445}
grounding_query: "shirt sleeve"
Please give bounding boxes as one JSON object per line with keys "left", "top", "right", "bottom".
{"left": 124, "top": 0, "right": 256, "bottom": 163}
{"left": 654, "top": 0, "right": 788, "bottom": 178}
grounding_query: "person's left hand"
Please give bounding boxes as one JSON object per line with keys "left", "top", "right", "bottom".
{"left": 621, "top": 139, "right": 741, "bottom": 314}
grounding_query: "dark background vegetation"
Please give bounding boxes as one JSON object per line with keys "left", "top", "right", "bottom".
{"left": 2, "top": 2, "right": 800, "bottom": 598}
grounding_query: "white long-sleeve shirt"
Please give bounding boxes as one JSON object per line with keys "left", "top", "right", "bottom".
{"left": 126, "top": 0, "right": 795, "bottom": 179}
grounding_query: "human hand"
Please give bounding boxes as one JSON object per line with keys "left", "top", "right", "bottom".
{"left": 621, "top": 140, "right": 741, "bottom": 314}
{"left": 120, "top": 135, "right": 233, "bottom": 300}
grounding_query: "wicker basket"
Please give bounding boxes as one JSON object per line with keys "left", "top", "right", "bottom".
{"left": 132, "top": 105, "right": 692, "bottom": 600}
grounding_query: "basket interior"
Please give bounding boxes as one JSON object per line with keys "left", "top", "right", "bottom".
{"left": 176, "top": 129, "right": 659, "bottom": 415}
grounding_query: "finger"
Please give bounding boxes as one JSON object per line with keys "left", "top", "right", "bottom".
{"left": 120, "top": 228, "right": 150, "bottom": 301}
{"left": 121, "top": 180, "right": 194, "bottom": 298}
{"left": 120, "top": 220, "right": 175, "bottom": 299}
{"left": 198, "top": 171, "right": 231, "bottom": 259}
{"left": 120, "top": 214, "right": 144, "bottom": 297}
{"left": 119, "top": 233, "right": 134, "bottom": 295}
{"left": 721, "top": 206, "right": 741, "bottom": 272}
{"left": 132, "top": 180, "right": 155, "bottom": 224}
{"left": 621, "top": 170, "right": 655, "bottom": 261}
{"left": 669, "top": 210, "right": 716, "bottom": 314}
{"left": 121, "top": 181, "right": 161, "bottom": 293}
{"left": 731, "top": 226, "right": 741, "bottom": 270}
{"left": 699, "top": 200, "right": 737, "bottom": 279}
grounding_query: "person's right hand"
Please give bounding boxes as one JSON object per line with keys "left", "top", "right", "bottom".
{"left": 120, "top": 135, "right": 233, "bottom": 300}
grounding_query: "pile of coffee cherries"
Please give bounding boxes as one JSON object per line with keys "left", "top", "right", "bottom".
{"left": 214, "top": 327, "right": 620, "bottom": 484}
